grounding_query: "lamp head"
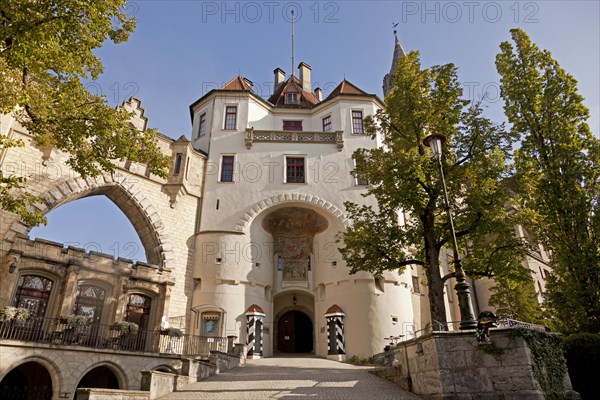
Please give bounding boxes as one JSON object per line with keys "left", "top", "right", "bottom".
{"left": 423, "top": 133, "right": 447, "bottom": 158}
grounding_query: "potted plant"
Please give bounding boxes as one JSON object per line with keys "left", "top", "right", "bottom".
{"left": 59, "top": 315, "right": 91, "bottom": 329}
{"left": 110, "top": 321, "right": 139, "bottom": 335}
{"left": 0, "top": 306, "right": 31, "bottom": 323}
{"left": 160, "top": 327, "right": 183, "bottom": 337}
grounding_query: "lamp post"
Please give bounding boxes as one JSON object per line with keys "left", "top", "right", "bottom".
{"left": 423, "top": 133, "right": 478, "bottom": 330}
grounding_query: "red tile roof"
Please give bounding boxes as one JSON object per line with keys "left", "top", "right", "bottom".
{"left": 268, "top": 75, "right": 320, "bottom": 108}
{"left": 246, "top": 304, "right": 265, "bottom": 314}
{"left": 325, "top": 304, "right": 345, "bottom": 315}
{"left": 221, "top": 76, "right": 254, "bottom": 91}
{"left": 324, "top": 79, "right": 368, "bottom": 101}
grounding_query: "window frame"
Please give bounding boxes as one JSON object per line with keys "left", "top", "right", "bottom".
{"left": 286, "top": 92, "right": 299, "bottom": 105}
{"left": 284, "top": 155, "right": 306, "bottom": 184}
{"left": 351, "top": 110, "right": 364, "bottom": 134}
{"left": 322, "top": 115, "right": 332, "bottom": 132}
{"left": 219, "top": 154, "right": 235, "bottom": 183}
{"left": 223, "top": 105, "right": 238, "bottom": 130}
{"left": 282, "top": 120, "right": 303, "bottom": 131}
{"left": 198, "top": 112, "right": 207, "bottom": 137}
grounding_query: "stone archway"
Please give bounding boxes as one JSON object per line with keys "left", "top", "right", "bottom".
{"left": 4, "top": 175, "right": 173, "bottom": 268}
{"left": 0, "top": 361, "right": 53, "bottom": 400}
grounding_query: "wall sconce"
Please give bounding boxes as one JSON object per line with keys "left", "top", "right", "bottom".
{"left": 292, "top": 293, "right": 297, "bottom": 307}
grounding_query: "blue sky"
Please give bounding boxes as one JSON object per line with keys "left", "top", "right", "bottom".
{"left": 30, "top": 1, "right": 600, "bottom": 262}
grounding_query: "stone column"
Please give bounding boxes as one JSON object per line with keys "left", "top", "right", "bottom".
{"left": 325, "top": 304, "right": 346, "bottom": 362}
{"left": 245, "top": 304, "right": 266, "bottom": 359}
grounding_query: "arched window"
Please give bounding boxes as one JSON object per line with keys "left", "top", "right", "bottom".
{"left": 125, "top": 293, "right": 152, "bottom": 330}
{"left": 73, "top": 285, "right": 106, "bottom": 324}
{"left": 13, "top": 275, "right": 53, "bottom": 318}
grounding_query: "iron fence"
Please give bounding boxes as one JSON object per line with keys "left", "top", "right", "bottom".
{"left": 0, "top": 317, "right": 227, "bottom": 357}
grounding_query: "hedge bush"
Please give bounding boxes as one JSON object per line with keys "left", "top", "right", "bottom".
{"left": 563, "top": 333, "right": 600, "bottom": 400}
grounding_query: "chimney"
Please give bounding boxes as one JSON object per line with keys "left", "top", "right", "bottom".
{"left": 298, "top": 62, "right": 312, "bottom": 91}
{"left": 314, "top": 87, "right": 323, "bottom": 102}
{"left": 274, "top": 68, "right": 285, "bottom": 93}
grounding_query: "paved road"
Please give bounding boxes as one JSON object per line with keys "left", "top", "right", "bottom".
{"left": 160, "top": 355, "right": 422, "bottom": 400}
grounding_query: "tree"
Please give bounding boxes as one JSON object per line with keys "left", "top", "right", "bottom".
{"left": 339, "top": 51, "right": 532, "bottom": 326}
{"left": 0, "top": 0, "right": 170, "bottom": 226}
{"left": 496, "top": 28, "right": 600, "bottom": 333}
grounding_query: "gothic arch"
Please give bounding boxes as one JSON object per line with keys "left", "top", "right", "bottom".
{"left": 234, "top": 192, "right": 348, "bottom": 232}
{"left": 4, "top": 173, "right": 173, "bottom": 268}
{"left": 75, "top": 361, "right": 128, "bottom": 390}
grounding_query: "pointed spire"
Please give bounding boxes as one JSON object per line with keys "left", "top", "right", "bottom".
{"left": 383, "top": 23, "right": 406, "bottom": 98}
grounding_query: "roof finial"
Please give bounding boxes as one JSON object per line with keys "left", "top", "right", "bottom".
{"left": 393, "top": 22, "right": 399, "bottom": 43}
{"left": 291, "top": 9, "right": 295, "bottom": 77}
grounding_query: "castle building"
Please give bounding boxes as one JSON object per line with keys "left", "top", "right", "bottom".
{"left": 0, "top": 36, "right": 549, "bottom": 398}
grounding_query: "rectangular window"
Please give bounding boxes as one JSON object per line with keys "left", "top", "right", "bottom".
{"left": 286, "top": 93, "right": 299, "bottom": 104}
{"left": 322, "top": 115, "right": 332, "bottom": 132}
{"left": 174, "top": 153, "right": 183, "bottom": 175}
{"left": 220, "top": 155, "right": 234, "bottom": 182}
{"left": 198, "top": 113, "right": 207, "bottom": 137}
{"left": 286, "top": 157, "right": 305, "bottom": 183}
{"left": 201, "top": 313, "right": 220, "bottom": 336}
{"left": 224, "top": 106, "right": 237, "bottom": 130}
{"left": 283, "top": 120, "right": 303, "bottom": 131}
{"left": 352, "top": 110, "right": 364, "bottom": 134}
{"left": 412, "top": 276, "right": 420, "bottom": 294}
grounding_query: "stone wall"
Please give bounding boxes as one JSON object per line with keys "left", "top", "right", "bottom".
{"left": 372, "top": 330, "right": 578, "bottom": 400}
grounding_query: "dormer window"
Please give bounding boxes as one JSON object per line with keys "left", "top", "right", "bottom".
{"left": 286, "top": 92, "right": 299, "bottom": 105}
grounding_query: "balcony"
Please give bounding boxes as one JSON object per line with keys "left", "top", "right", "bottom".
{"left": 245, "top": 128, "right": 344, "bottom": 151}
{"left": 0, "top": 317, "right": 226, "bottom": 357}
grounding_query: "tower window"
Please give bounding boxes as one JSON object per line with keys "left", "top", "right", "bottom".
{"left": 283, "top": 120, "right": 303, "bottom": 131}
{"left": 286, "top": 157, "right": 305, "bottom": 183}
{"left": 224, "top": 106, "right": 237, "bottom": 130}
{"left": 220, "top": 155, "right": 235, "bottom": 182}
{"left": 322, "top": 115, "right": 332, "bottom": 132}
{"left": 352, "top": 110, "right": 364, "bottom": 134}
{"left": 174, "top": 153, "right": 183, "bottom": 175}
{"left": 198, "top": 113, "right": 207, "bottom": 137}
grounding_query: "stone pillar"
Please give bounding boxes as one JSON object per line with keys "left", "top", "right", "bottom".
{"left": 325, "top": 304, "right": 346, "bottom": 362}
{"left": 59, "top": 265, "right": 80, "bottom": 315}
{"left": 227, "top": 335, "right": 237, "bottom": 354}
{"left": 245, "top": 304, "right": 265, "bottom": 359}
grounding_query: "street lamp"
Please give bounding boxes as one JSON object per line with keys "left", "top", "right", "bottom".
{"left": 423, "top": 133, "right": 478, "bottom": 330}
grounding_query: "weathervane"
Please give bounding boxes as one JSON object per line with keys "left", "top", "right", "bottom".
{"left": 393, "top": 22, "right": 399, "bottom": 42}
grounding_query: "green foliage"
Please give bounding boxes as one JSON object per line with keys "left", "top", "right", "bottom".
{"left": 0, "top": 0, "right": 170, "bottom": 224}
{"left": 489, "top": 276, "right": 545, "bottom": 325}
{"left": 160, "top": 327, "right": 184, "bottom": 337}
{"left": 0, "top": 306, "right": 31, "bottom": 322}
{"left": 110, "top": 321, "right": 139, "bottom": 335}
{"left": 507, "top": 329, "right": 567, "bottom": 400}
{"left": 347, "top": 355, "right": 374, "bottom": 365}
{"left": 563, "top": 333, "right": 600, "bottom": 399}
{"left": 59, "top": 314, "right": 91, "bottom": 329}
{"left": 496, "top": 28, "right": 600, "bottom": 333}
{"left": 476, "top": 342, "right": 504, "bottom": 361}
{"left": 340, "top": 51, "right": 531, "bottom": 325}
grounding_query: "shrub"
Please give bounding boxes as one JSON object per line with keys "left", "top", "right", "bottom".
{"left": 59, "top": 315, "right": 91, "bottom": 328}
{"left": 563, "top": 333, "right": 600, "bottom": 400}
{"left": 160, "top": 327, "right": 183, "bottom": 337}
{"left": 110, "top": 321, "right": 139, "bottom": 335}
{"left": 0, "top": 306, "right": 31, "bottom": 323}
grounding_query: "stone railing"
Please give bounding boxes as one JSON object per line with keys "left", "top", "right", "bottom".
{"left": 245, "top": 128, "right": 344, "bottom": 151}
{"left": 0, "top": 317, "right": 226, "bottom": 357}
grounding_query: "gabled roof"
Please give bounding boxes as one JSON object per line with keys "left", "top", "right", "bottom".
{"left": 221, "top": 76, "right": 254, "bottom": 91}
{"left": 267, "top": 75, "right": 320, "bottom": 108}
{"left": 324, "top": 79, "right": 369, "bottom": 101}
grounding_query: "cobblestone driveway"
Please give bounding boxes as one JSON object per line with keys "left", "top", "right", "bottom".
{"left": 160, "top": 356, "right": 422, "bottom": 399}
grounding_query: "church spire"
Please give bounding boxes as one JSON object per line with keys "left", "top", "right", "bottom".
{"left": 383, "top": 23, "right": 406, "bottom": 98}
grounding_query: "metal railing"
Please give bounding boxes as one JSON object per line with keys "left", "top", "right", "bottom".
{"left": 0, "top": 317, "right": 226, "bottom": 357}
